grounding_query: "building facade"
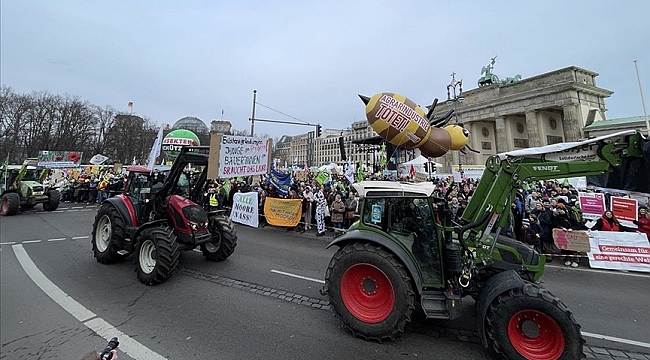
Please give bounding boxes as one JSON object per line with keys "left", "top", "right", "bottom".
{"left": 430, "top": 66, "right": 612, "bottom": 172}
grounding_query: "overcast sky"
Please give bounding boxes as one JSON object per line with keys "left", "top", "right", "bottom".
{"left": 2, "top": 1, "right": 649, "bottom": 139}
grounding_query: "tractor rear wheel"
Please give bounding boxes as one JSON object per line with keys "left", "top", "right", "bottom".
{"left": 485, "top": 282, "right": 585, "bottom": 360}
{"left": 92, "top": 204, "right": 128, "bottom": 264}
{"left": 42, "top": 189, "right": 61, "bottom": 211}
{"left": 1, "top": 192, "right": 20, "bottom": 216}
{"left": 201, "top": 214, "right": 237, "bottom": 261}
{"left": 324, "top": 242, "right": 415, "bottom": 341}
{"left": 136, "top": 226, "right": 179, "bottom": 285}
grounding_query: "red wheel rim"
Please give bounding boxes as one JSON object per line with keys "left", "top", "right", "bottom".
{"left": 508, "top": 310, "right": 565, "bottom": 360}
{"left": 340, "top": 263, "right": 395, "bottom": 323}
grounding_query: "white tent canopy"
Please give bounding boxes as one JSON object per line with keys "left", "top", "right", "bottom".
{"left": 399, "top": 155, "right": 442, "bottom": 174}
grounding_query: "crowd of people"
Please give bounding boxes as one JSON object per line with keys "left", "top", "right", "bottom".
{"left": 45, "top": 165, "right": 650, "bottom": 265}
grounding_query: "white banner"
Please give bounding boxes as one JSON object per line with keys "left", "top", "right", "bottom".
{"left": 218, "top": 135, "right": 270, "bottom": 178}
{"left": 587, "top": 231, "right": 650, "bottom": 273}
{"left": 89, "top": 154, "right": 109, "bottom": 165}
{"left": 230, "top": 192, "right": 259, "bottom": 228}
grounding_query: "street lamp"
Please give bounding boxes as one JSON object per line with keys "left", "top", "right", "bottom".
{"left": 446, "top": 72, "right": 465, "bottom": 179}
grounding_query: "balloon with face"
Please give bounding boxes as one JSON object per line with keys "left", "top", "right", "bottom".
{"left": 363, "top": 92, "right": 452, "bottom": 158}
{"left": 444, "top": 125, "right": 470, "bottom": 150}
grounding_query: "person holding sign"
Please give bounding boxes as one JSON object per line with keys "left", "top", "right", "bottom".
{"left": 552, "top": 203, "right": 584, "bottom": 267}
{"left": 590, "top": 210, "right": 633, "bottom": 232}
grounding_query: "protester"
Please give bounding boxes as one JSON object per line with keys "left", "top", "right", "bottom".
{"left": 552, "top": 203, "right": 580, "bottom": 267}
{"left": 344, "top": 191, "right": 358, "bottom": 228}
{"left": 591, "top": 210, "right": 631, "bottom": 232}
{"left": 314, "top": 183, "right": 328, "bottom": 236}
{"left": 330, "top": 194, "right": 345, "bottom": 235}
{"left": 633, "top": 206, "right": 650, "bottom": 241}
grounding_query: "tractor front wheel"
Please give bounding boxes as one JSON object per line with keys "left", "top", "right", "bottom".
{"left": 136, "top": 226, "right": 179, "bottom": 285}
{"left": 1, "top": 192, "right": 20, "bottom": 216}
{"left": 201, "top": 214, "right": 237, "bottom": 261}
{"left": 92, "top": 204, "right": 128, "bottom": 264}
{"left": 485, "top": 282, "right": 585, "bottom": 360}
{"left": 42, "top": 189, "right": 61, "bottom": 211}
{"left": 324, "top": 242, "right": 415, "bottom": 341}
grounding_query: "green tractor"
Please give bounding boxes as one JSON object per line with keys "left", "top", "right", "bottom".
{"left": 1, "top": 159, "right": 61, "bottom": 216}
{"left": 323, "top": 130, "right": 647, "bottom": 359}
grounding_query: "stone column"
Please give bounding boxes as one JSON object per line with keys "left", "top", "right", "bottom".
{"left": 525, "top": 111, "right": 540, "bottom": 147}
{"left": 562, "top": 104, "right": 582, "bottom": 141}
{"left": 495, "top": 117, "right": 508, "bottom": 152}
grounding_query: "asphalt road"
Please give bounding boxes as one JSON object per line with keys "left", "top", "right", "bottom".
{"left": 1, "top": 205, "right": 649, "bottom": 360}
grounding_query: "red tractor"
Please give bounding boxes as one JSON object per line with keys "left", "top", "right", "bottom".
{"left": 91, "top": 146, "right": 237, "bottom": 285}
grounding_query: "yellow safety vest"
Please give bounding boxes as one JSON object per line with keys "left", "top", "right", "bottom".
{"left": 209, "top": 193, "right": 219, "bottom": 207}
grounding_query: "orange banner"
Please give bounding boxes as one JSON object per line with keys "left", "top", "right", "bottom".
{"left": 264, "top": 198, "right": 302, "bottom": 227}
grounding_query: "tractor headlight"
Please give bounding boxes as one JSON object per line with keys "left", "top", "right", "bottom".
{"left": 187, "top": 221, "right": 199, "bottom": 231}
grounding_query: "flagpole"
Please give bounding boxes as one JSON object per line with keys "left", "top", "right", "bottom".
{"left": 633, "top": 60, "right": 650, "bottom": 134}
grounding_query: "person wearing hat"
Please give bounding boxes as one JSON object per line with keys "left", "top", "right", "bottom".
{"left": 633, "top": 206, "right": 650, "bottom": 241}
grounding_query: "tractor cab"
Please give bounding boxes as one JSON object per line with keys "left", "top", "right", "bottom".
{"left": 353, "top": 181, "right": 444, "bottom": 286}
{"left": 123, "top": 165, "right": 170, "bottom": 223}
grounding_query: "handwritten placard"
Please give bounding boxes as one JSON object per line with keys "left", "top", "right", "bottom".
{"left": 218, "top": 135, "right": 271, "bottom": 178}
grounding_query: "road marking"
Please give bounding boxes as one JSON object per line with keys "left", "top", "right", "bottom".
{"left": 22, "top": 240, "right": 42, "bottom": 244}
{"left": 0, "top": 242, "right": 17, "bottom": 245}
{"left": 48, "top": 238, "right": 66, "bottom": 242}
{"left": 71, "top": 206, "right": 84, "bottom": 209}
{"left": 270, "top": 269, "right": 325, "bottom": 284}
{"left": 72, "top": 236, "right": 89, "bottom": 240}
{"left": 53, "top": 210, "right": 65, "bottom": 213}
{"left": 67, "top": 209, "right": 79, "bottom": 212}
{"left": 582, "top": 331, "right": 650, "bottom": 349}
{"left": 11, "top": 244, "right": 167, "bottom": 360}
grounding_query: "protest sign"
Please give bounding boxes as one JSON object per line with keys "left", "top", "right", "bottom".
{"left": 230, "top": 192, "right": 259, "bottom": 228}
{"left": 315, "top": 168, "right": 330, "bottom": 185}
{"left": 552, "top": 229, "right": 590, "bottom": 253}
{"left": 295, "top": 170, "right": 307, "bottom": 182}
{"left": 413, "top": 172, "right": 428, "bottom": 183}
{"left": 578, "top": 192, "right": 606, "bottom": 220}
{"left": 217, "top": 135, "right": 271, "bottom": 178}
{"left": 610, "top": 196, "right": 638, "bottom": 222}
{"left": 38, "top": 150, "right": 83, "bottom": 168}
{"left": 587, "top": 231, "right": 650, "bottom": 273}
{"left": 264, "top": 198, "right": 302, "bottom": 227}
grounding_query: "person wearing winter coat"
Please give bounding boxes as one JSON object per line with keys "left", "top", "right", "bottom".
{"left": 330, "top": 194, "right": 346, "bottom": 234}
{"left": 552, "top": 204, "right": 580, "bottom": 268}
{"left": 591, "top": 210, "right": 633, "bottom": 232}
{"left": 314, "top": 184, "right": 328, "bottom": 236}
{"left": 519, "top": 214, "right": 543, "bottom": 254}
{"left": 633, "top": 206, "right": 650, "bottom": 241}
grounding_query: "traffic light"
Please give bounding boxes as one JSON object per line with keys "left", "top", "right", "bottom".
{"left": 316, "top": 124, "right": 322, "bottom": 137}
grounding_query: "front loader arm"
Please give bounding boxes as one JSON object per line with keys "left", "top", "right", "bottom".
{"left": 460, "top": 130, "right": 645, "bottom": 247}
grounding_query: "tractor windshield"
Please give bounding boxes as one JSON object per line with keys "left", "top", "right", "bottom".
{"left": 22, "top": 169, "right": 41, "bottom": 181}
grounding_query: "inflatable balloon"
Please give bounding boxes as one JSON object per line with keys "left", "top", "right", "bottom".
{"left": 444, "top": 124, "right": 470, "bottom": 151}
{"left": 362, "top": 92, "right": 456, "bottom": 158}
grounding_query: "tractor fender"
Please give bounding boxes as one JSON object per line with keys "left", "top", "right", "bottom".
{"left": 102, "top": 197, "right": 134, "bottom": 226}
{"left": 326, "top": 229, "right": 423, "bottom": 294}
{"left": 132, "top": 219, "right": 169, "bottom": 247}
{"left": 475, "top": 270, "right": 525, "bottom": 347}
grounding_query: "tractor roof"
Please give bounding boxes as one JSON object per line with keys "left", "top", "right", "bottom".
{"left": 352, "top": 181, "right": 436, "bottom": 198}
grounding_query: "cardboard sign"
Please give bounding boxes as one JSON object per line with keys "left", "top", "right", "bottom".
{"left": 610, "top": 196, "right": 638, "bottom": 222}
{"left": 588, "top": 231, "right": 650, "bottom": 273}
{"left": 413, "top": 172, "right": 428, "bottom": 183}
{"left": 263, "top": 198, "right": 302, "bottom": 227}
{"left": 230, "top": 192, "right": 259, "bottom": 228}
{"left": 217, "top": 135, "right": 270, "bottom": 178}
{"left": 552, "top": 229, "right": 591, "bottom": 253}
{"left": 295, "top": 170, "right": 307, "bottom": 182}
{"left": 578, "top": 192, "right": 606, "bottom": 220}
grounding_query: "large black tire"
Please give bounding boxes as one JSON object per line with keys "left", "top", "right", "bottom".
{"left": 135, "top": 226, "right": 179, "bottom": 285}
{"left": 324, "top": 242, "right": 416, "bottom": 341}
{"left": 1, "top": 192, "right": 20, "bottom": 216}
{"left": 200, "top": 214, "right": 237, "bottom": 261}
{"left": 485, "top": 282, "right": 585, "bottom": 360}
{"left": 42, "top": 189, "right": 61, "bottom": 211}
{"left": 91, "top": 204, "right": 128, "bottom": 264}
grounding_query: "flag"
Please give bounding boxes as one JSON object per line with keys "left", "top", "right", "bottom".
{"left": 146, "top": 127, "right": 164, "bottom": 171}
{"left": 380, "top": 143, "right": 387, "bottom": 167}
{"left": 315, "top": 168, "right": 330, "bottom": 185}
{"left": 357, "top": 160, "right": 364, "bottom": 182}
{"left": 1, "top": 153, "right": 8, "bottom": 170}
{"left": 127, "top": 101, "right": 133, "bottom": 108}
{"left": 344, "top": 160, "right": 356, "bottom": 184}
